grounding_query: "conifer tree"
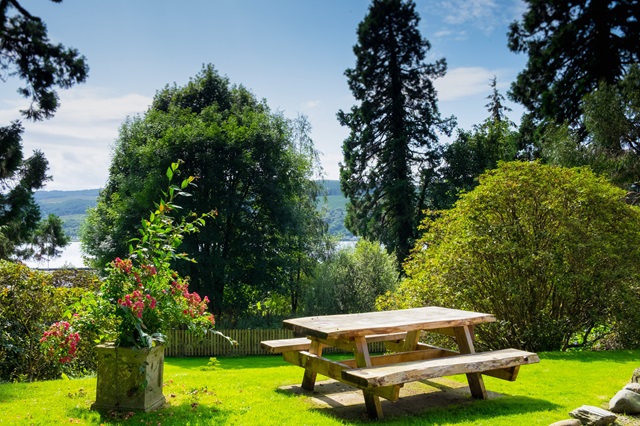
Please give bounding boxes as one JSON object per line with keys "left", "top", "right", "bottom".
{"left": 338, "top": 0, "right": 454, "bottom": 265}
{"left": 509, "top": 0, "right": 640, "bottom": 129}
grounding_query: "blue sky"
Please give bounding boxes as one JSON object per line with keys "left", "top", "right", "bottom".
{"left": 2, "top": 0, "right": 527, "bottom": 190}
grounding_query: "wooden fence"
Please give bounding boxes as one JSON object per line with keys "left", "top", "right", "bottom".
{"left": 165, "top": 329, "right": 388, "bottom": 357}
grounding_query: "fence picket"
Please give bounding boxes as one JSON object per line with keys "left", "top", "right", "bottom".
{"left": 164, "top": 329, "right": 389, "bottom": 357}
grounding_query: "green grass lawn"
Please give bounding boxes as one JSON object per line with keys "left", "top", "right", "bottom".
{"left": 1, "top": 350, "right": 639, "bottom": 425}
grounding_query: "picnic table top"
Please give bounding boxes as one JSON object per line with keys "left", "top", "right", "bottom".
{"left": 283, "top": 306, "right": 496, "bottom": 340}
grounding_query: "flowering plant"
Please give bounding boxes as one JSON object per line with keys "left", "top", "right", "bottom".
{"left": 42, "top": 162, "right": 232, "bottom": 358}
{"left": 40, "top": 320, "right": 81, "bottom": 364}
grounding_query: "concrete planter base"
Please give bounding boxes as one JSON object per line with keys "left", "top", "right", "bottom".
{"left": 91, "top": 344, "right": 165, "bottom": 412}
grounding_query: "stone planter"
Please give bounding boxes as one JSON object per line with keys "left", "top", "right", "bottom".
{"left": 91, "top": 344, "right": 166, "bottom": 412}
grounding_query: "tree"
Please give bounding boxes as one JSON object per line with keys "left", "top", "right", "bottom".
{"left": 0, "top": 0, "right": 87, "bottom": 259}
{"left": 276, "top": 114, "right": 331, "bottom": 316}
{"left": 1, "top": 0, "right": 89, "bottom": 121}
{"left": 30, "top": 214, "right": 70, "bottom": 264}
{"left": 303, "top": 239, "right": 398, "bottom": 315}
{"left": 508, "top": 0, "right": 640, "bottom": 130}
{"left": 0, "top": 122, "right": 50, "bottom": 260}
{"left": 338, "top": 0, "right": 455, "bottom": 266}
{"left": 541, "top": 65, "right": 640, "bottom": 204}
{"left": 430, "top": 78, "right": 518, "bottom": 210}
{"left": 81, "top": 65, "right": 327, "bottom": 323}
{"left": 382, "top": 162, "right": 640, "bottom": 352}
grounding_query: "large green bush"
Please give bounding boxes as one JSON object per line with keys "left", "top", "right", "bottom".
{"left": 381, "top": 162, "right": 640, "bottom": 351}
{"left": 304, "top": 239, "right": 398, "bottom": 315}
{"left": 0, "top": 261, "right": 99, "bottom": 381}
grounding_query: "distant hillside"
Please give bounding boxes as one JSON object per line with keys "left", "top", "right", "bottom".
{"left": 34, "top": 189, "right": 100, "bottom": 216}
{"left": 34, "top": 182, "right": 355, "bottom": 241}
{"left": 34, "top": 189, "right": 100, "bottom": 240}
{"left": 319, "top": 180, "right": 353, "bottom": 239}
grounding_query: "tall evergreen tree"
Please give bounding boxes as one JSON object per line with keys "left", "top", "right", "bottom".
{"left": 338, "top": 0, "right": 454, "bottom": 265}
{"left": 485, "top": 76, "right": 513, "bottom": 126}
{"left": 508, "top": 0, "right": 640, "bottom": 129}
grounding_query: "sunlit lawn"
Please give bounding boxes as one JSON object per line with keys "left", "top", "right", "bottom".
{"left": 1, "top": 350, "right": 639, "bottom": 425}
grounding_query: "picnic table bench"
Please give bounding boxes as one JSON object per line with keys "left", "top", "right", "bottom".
{"left": 261, "top": 306, "right": 539, "bottom": 419}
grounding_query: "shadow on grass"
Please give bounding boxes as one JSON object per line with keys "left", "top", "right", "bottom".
{"left": 316, "top": 394, "right": 559, "bottom": 424}
{"left": 67, "top": 401, "right": 232, "bottom": 425}
{"left": 277, "top": 379, "right": 560, "bottom": 424}
{"left": 539, "top": 349, "right": 640, "bottom": 363}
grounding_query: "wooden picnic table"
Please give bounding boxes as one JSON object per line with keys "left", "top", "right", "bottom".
{"left": 262, "top": 306, "right": 539, "bottom": 419}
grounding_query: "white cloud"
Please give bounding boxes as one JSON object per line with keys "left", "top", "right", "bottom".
{"left": 1, "top": 86, "right": 153, "bottom": 190}
{"left": 429, "top": 0, "right": 525, "bottom": 36}
{"left": 434, "top": 66, "right": 499, "bottom": 101}
{"left": 301, "top": 100, "right": 320, "bottom": 110}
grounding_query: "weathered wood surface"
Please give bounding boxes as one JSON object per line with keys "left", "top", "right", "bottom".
{"left": 260, "top": 337, "right": 312, "bottom": 354}
{"left": 260, "top": 332, "right": 407, "bottom": 354}
{"left": 282, "top": 350, "right": 402, "bottom": 401}
{"left": 454, "top": 325, "right": 487, "bottom": 399}
{"left": 342, "top": 348, "right": 539, "bottom": 388}
{"left": 283, "top": 307, "right": 495, "bottom": 339}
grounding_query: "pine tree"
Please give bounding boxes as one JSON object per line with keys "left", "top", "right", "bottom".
{"left": 509, "top": 0, "right": 640, "bottom": 129}
{"left": 0, "top": 0, "right": 87, "bottom": 260}
{"left": 338, "top": 0, "right": 454, "bottom": 265}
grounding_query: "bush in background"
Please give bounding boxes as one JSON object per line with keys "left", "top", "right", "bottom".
{"left": 380, "top": 162, "right": 640, "bottom": 352}
{"left": 303, "top": 239, "right": 398, "bottom": 315}
{"left": 0, "top": 261, "right": 99, "bottom": 381}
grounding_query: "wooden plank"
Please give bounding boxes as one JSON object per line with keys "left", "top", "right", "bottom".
{"left": 367, "top": 332, "right": 407, "bottom": 343}
{"left": 285, "top": 346, "right": 464, "bottom": 371}
{"left": 483, "top": 365, "right": 520, "bottom": 381}
{"left": 284, "top": 307, "right": 496, "bottom": 340}
{"left": 302, "top": 340, "right": 324, "bottom": 390}
{"left": 384, "top": 340, "right": 460, "bottom": 356}
{"left": 260, "top": 337, "right": 312, "bottom": 354}
{"left": 354, "top": 336, "right": 383, "bottom": 419}
{"left": 368, "top": 348, "right": 458, "bottom": 366}
{"left": 282, "top": 351, "right": 402, "bottom": 401}
{"left": 260, "top": 332, "right": 408, "bottom": 354}
{"left": 454, "top": 325, "right": 487, "bottom": 399}
{"left": 402, "top": 330, "right": 421, "bottom": 351}
{"left": 342, "top": 349, "right": 540, "bottom": 388}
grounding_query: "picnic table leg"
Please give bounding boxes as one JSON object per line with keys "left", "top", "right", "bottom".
{"left": 301, "top": 340, "right": 323, "bottom": 391}
{"left": 454, "top": 325, "right": 488, "bottom": 399}
{"left": 354, "top": 336, "right": 384, "bottom": 419}
{"left": 402, "top": 330, "right": 421, "bottom": 351}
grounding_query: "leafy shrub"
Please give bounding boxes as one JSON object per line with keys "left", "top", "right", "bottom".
{"left": 304, "top": 239, "right": 398, "bottom": 315}
{"left": 0, "top": 261, "right": 98, "bottom": 381}
{"left": 380, "top": 162, "right": 640, "bottom": 351}
{"left": 50, "top": 268, "right": 100, "bottom": 289}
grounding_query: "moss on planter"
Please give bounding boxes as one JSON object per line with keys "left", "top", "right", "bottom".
{"left": 91, "top": 344, "right": 165, "bottom": 412}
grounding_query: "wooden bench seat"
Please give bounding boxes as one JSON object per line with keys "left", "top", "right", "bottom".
{"left": 342, "top": 348, "right": 539, "bottom": 388}
{"left": 261, "top": 332, "right": 407, "bottom": 354}
{"left": 260, "top": 337, "right": 313, "bottom": 354}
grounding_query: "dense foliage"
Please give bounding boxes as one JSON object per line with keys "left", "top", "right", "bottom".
{"left": 51, "top": 164, "right": 226, "bottom": 353}
{"left": 381, "top": 162, "right": 640, "bottom": 352}
{"left": 0, "top": 0, "right": 85, "bottom": 260}
{"left": 0, "top": 261, "right": 99, "bottom": 382}
{"left": 338, "top": 0, "right": 455, "bottom": 266}
{"left": 541, "top": 65, "right": 640, "bottom": 204}
{"left": 431, "top": 78, "right": 518, "bottom": 210}
{"left": 304, "top": 239, "right": 398, "bottom": 315}
{"left": 0, "top": 123, "right": 50, "bottom": 259}
{"left": 508, "top": 0, "right": 640, "bottom": 130}
{"left": 81, "top": 65, "right": 327, "bottom": 324}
